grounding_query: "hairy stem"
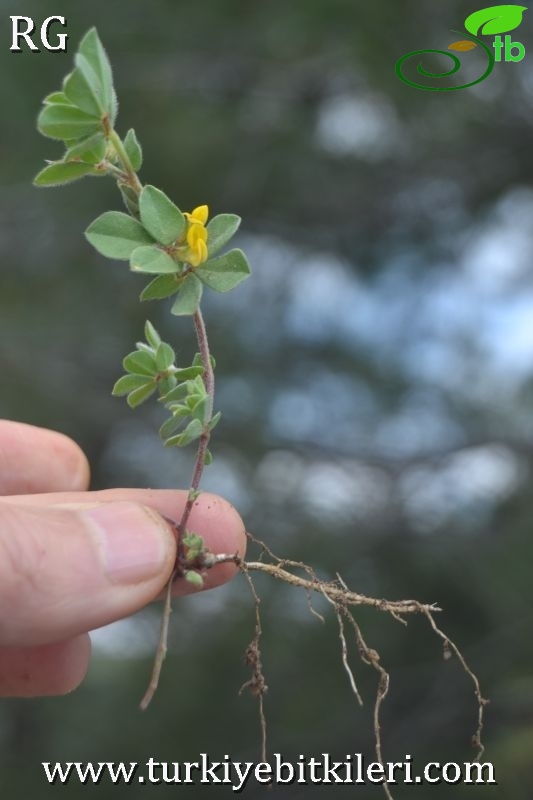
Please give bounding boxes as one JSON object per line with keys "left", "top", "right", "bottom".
{"left": 108, "top": 127, "right": 142, "bottom": 195}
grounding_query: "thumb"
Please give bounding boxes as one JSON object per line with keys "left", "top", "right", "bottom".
{"left": 0, "top": 501, "right": 176, "bottom": 647}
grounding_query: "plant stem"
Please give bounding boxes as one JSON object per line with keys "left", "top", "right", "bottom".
{"left": 106, "top": 126, "right": 217, "bottom": 708}
{"left": 140, "top": 309, "right": 215, "bottom": 710}
{"left": 108, "top": 128, "right": 142, "bottom": 195}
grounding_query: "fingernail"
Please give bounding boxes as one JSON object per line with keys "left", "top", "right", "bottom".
{"left": 84, "top": 502, "right": 171, "bottom": 585}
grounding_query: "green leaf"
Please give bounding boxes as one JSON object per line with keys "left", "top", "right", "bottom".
{"left": 464, "top": 5, "right": 527, "bottom": 35}
{"left": 161, "top": 383, "right": 190, "bottom": 403}
{"left": 173, "top": 366, "right": 204, "bottom": 380}
{"left": 124, "top": 129, "right": 143, "bottom": 171}
{"left": 123, "top": 350, "right": 157, "bottom": 376}
{"left": 204, "top": 449, "right": 213, "bottom": 466}
{"left": 112, "top": 374, "right": 152, "bottom": 396}
{"left": 127, "top": 382, "right": 157, "bottom": 408}
{"left": 119, "top": 183, "right": 140, "bottom": 218}
{"left": 196, "top": 249, "right": 251, "bottom": 293}
{"left": 136, "top": 342, "right": 155, "bottom": 354}
{"left": 44, "top": 91, "right": 72, "bottom": 105}
{"left": 144, "top": 320, "right": 161, "bottom": 349}
{"left": 139, "top": 185, "right": 185, "bottom": 245}
{"left": 37, "top": 104, "right": 101, "bottom": 141}
{"left": 184, "top": 570, "right": 204, "bottom": 587}
{"left": 171, "top": 274, "right": 203, "bottom": 316}
{"left": 63, "top": 67, "right": 104, "bottom": 117}
{"left": 206, "top": 214, "right": 241, "bottom": 257}
{"left": 208, "top": 411, "right": 222, "bottom": 431}
{"left": 159, "top": 415, "right": 183, "bottom": 441}
{"left": 34, "top": 161, "right": 97, "bottom": 187}
{"left": 158, "top": 375, "right": 177, "bottom": 396}
{"left": 183, "top": 531, "right": 205, "bottom": 551}
{"left": 155, "top": 342, "right": 176, "bottom": 371}
{"left": 164, "top": 418, "right": 203, "bottom": 447}
{"left": 86, "top": 212, "right": 154, "bottom": 260}
{"left": 77, "top": 28, "right": 114, "bottom": 117}
{"left": 192, "top": 352, "right": 215, "bottom": 369}
{"left": 140, "top": 273, "right": 181, "bottom": 301}
{"left": 130, "top": 245, "right": 179, "bottom": 274}
{"left": 65, "top": 133, "right": 106, "bottom": 163}
{"left": 191, "top": 396, "right": 210, "bottom": 425}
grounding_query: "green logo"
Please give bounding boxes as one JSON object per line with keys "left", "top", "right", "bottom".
{"left": 396, "top": 4, "right": 527, "bottom": 90}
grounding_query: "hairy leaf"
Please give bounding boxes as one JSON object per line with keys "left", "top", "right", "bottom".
{"left": 37, "top": 104, "right": 101, "bottom": 141}
{"left": 34, "top": 160, "right": 97, "bottom": 187}
{"left": 140, "top": 273, "right": 182, "bottom": 301}
{"left": 139, "top": 185, "right": 185, "bottom": 245}
{"left": 170, "top": 274, "right": 203, "bottom": 316}
{"left": 112, "top": 374, "right": 153, "bottom": 396}
{"left": 76, "top": 28, "right": 115, "bottom": 118}
{"left": 86, "top": 212, "right": 154, "bottom": 259}
{"left": 206, "top": 214, "right": 241, "bottom": 257}
{"left": 63, "top": 67, "right": 104, "bottom": 117}
{"left": 65, "top": 132, "right": 107, "bottom": 163}
{"left": 130, "top": 245, "right": 179, "bottom": 274}
{"left": 124, "top": 129, "right": 143, "bottom": 171}
{"left": 123, "top": 349, "right": 157, "bottom": 376}
{"left": 196, "top": 249, "right": 251, "bottom": 292}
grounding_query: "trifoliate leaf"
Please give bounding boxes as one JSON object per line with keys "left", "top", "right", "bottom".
{"left": 144, "top": 320, "right": 161, "bottom": 349}
{"left": 86, "top": 211, "right": 154, "bottom": 259}
{"left": 155, "top": 341, "right": 176, "bottom": 371}
{"left": 124, "top": 129, "right": 143, "bottom": 171}
{"left": 63, "top": 66, "right": 104, "bottom": 117}
{"left": 37, "top": 104, "right": 101, "bottom": 141}
{"left": 206, "top": 214, "right": 241, "bottom": 257}
{"left": 140, "top": 273, "right": 182, "bottom": 301}
{"left": 130, "top": 245, "right": 179, "bottom": 274}
{"left": 127, "top": 382, "right": 157, "bottom": 408}
{"left": 196, "top": 249, "right": 251, "bottom": 292}
{"left": 34, "top": 161, "right": 97, "bottom": 187}
{"left": 123, "top": 349, "right": 157, "bottom": 377}
{"left": 65, "top": 132, "right": 106, "bottom": 163}
{"left": 112, "top": 374, "right": 153, "bottom": 396}
{"left": 139, "top": 185, "right": 185, "bottom": 245}
{"left": 170, "top": 273, "right": 203, "bottom": 316}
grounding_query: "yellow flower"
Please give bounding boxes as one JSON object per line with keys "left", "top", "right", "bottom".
{"left": 183, "top": 205, "right": 209, "bottom": 267}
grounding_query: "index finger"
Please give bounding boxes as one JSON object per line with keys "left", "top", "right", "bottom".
{"left": 0, "top": 420, "right": 90, "bottom": 496}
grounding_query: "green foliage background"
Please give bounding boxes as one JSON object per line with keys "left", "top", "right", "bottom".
{"left": 1, "top": 0, "right": 532, "bottom": 796}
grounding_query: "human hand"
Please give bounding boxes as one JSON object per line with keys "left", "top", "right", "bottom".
{"left": 0, "top": 420, "right": 245, "bottom": 697}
